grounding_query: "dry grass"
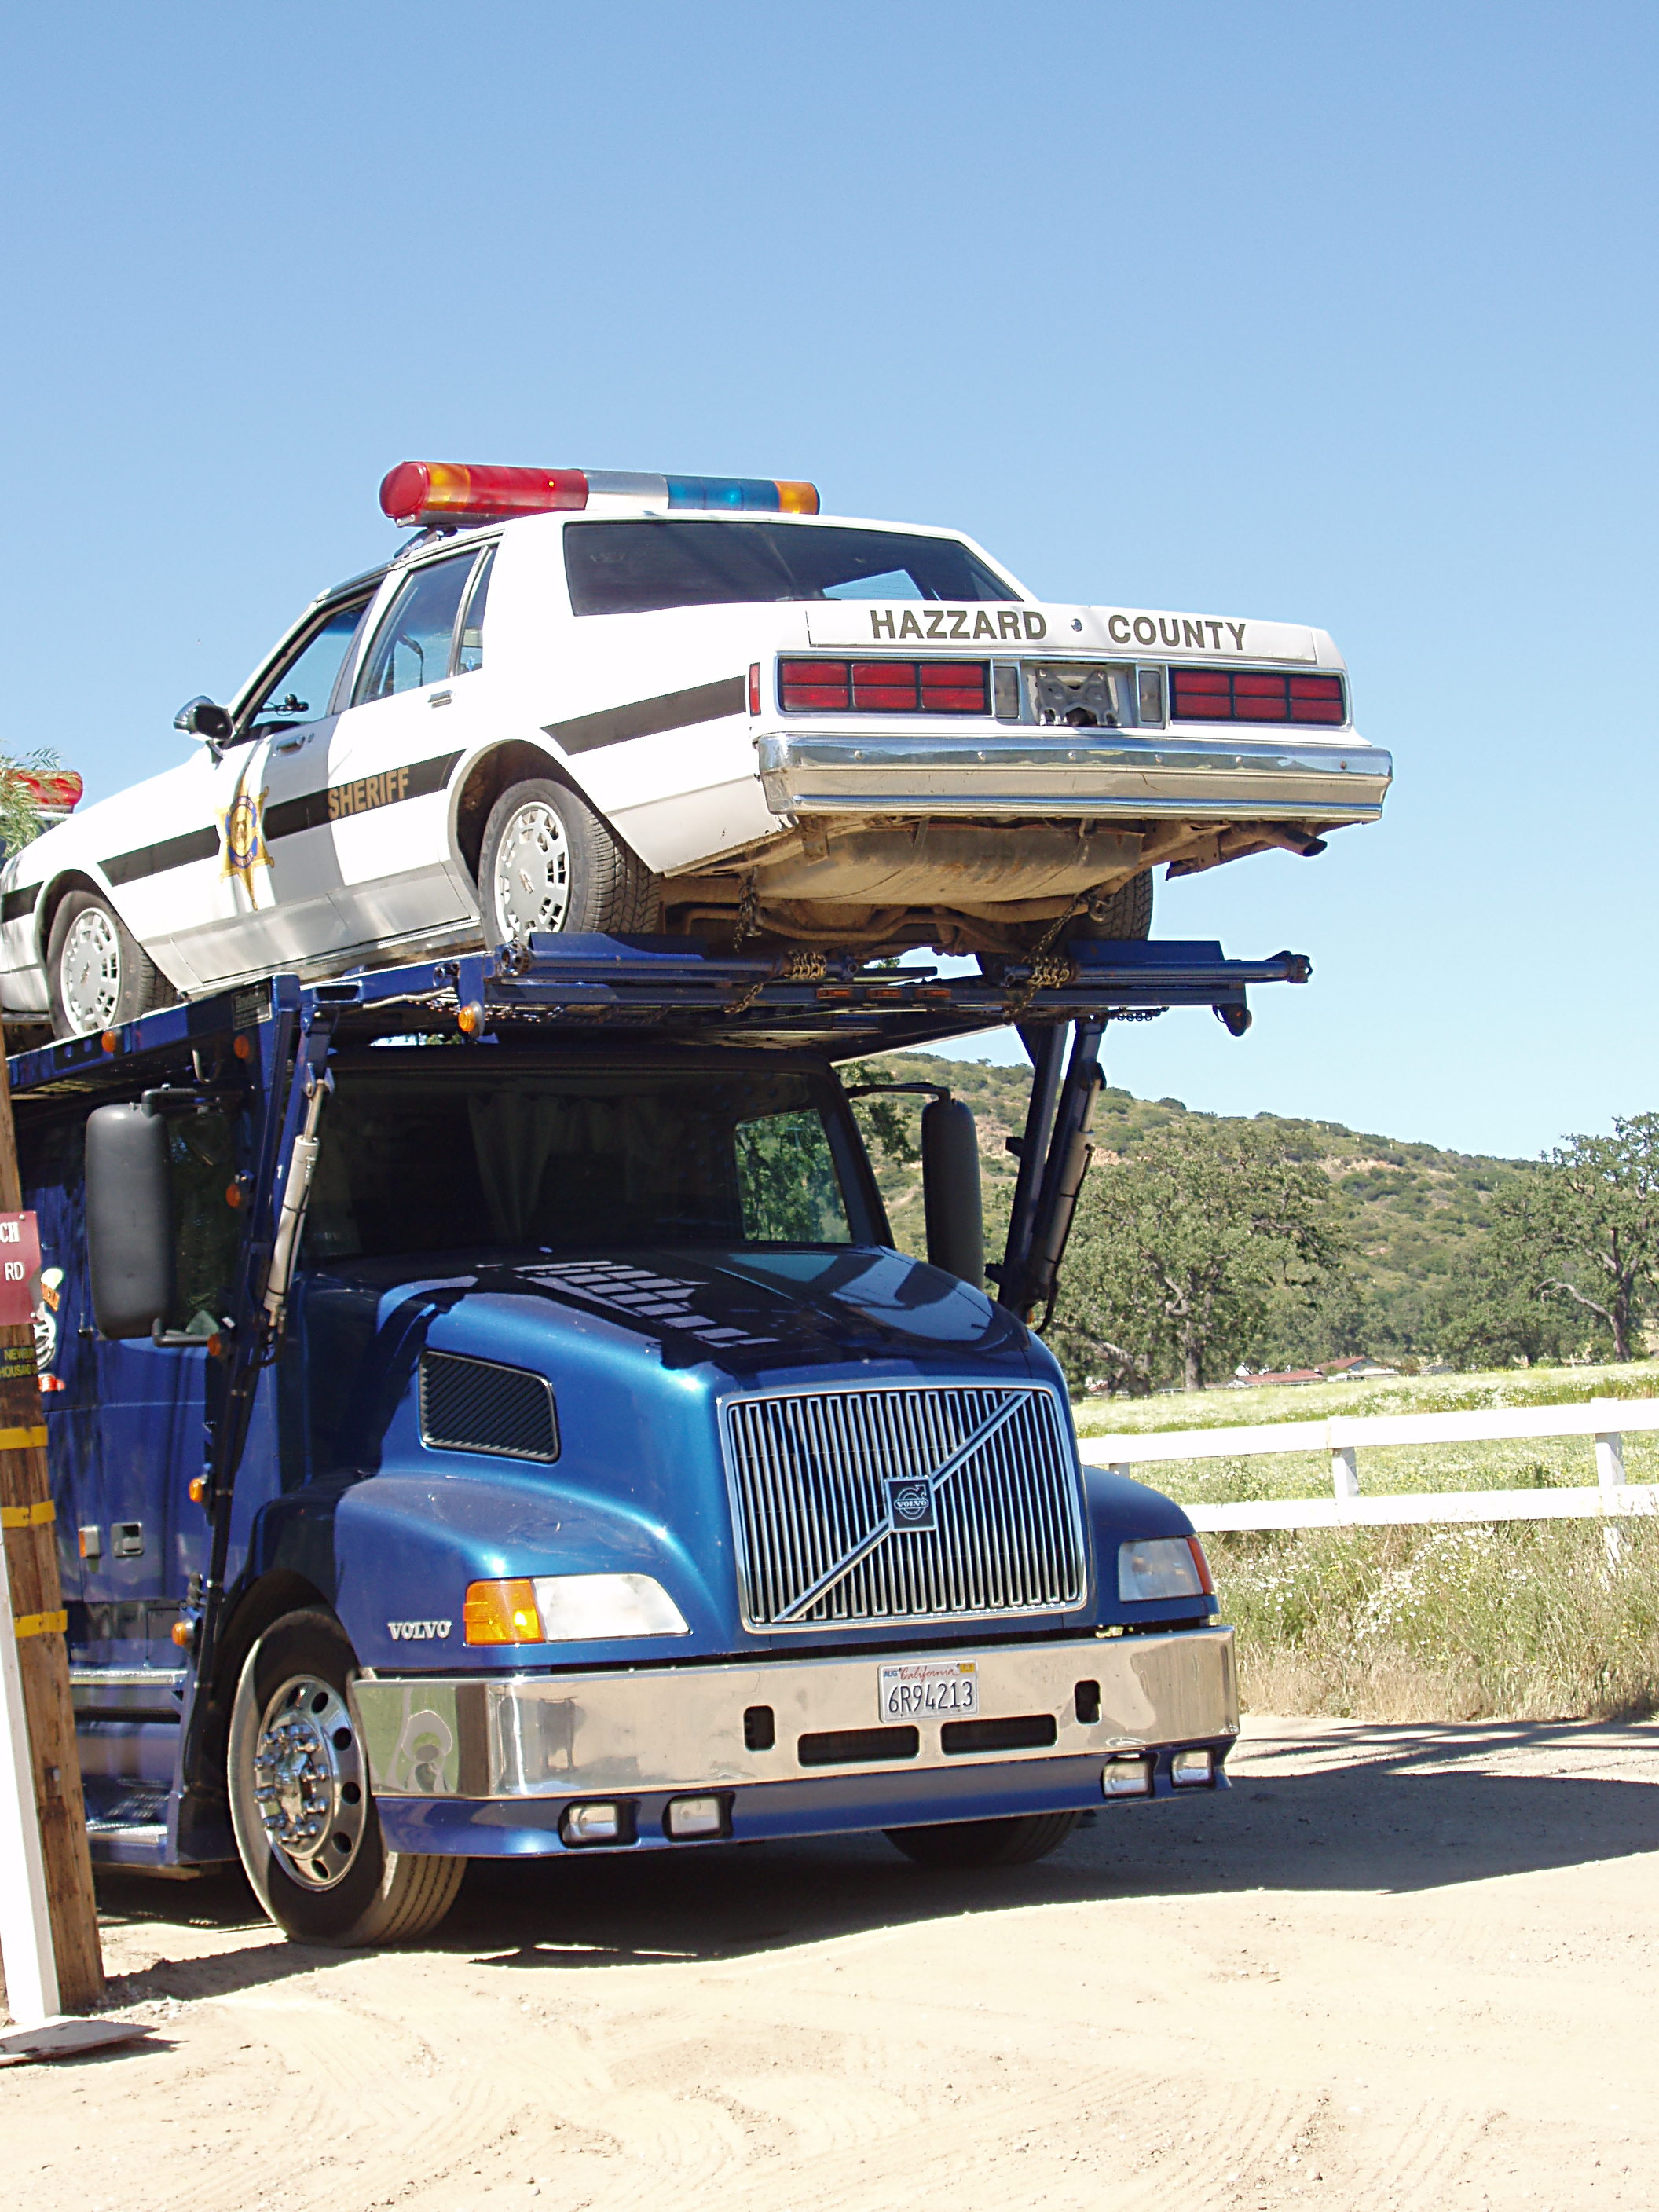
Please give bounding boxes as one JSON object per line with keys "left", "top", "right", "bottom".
{"left": 1074, "top": 1361, "right": 1659, "bottom": 1722}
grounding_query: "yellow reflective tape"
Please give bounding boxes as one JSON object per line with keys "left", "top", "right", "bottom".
{"left": 0, "top": 1500, "right": 54, "bottom": 1529}
{"left": 0, "top": 1426, "right": 49, "bottom": 1450}
{"left": 13, "top": 1610, "right": 67, "bottom": 1639}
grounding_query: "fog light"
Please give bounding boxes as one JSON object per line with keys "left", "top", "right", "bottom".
{"left": 1171, "top": 1749, "right": 1214, "bottom": 1786}
{"left": 560, "top": 1801, "right": 630, "bottom": 1846}
{"left": 665, "top": 1795, "right": 726, "bottom": 1840}
{"left": 1102, "top": 1756, "right": 1152, "bottom": 1798}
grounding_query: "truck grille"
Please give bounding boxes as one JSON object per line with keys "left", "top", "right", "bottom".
{"left": 723, "top": 1383, "right": 1086, "bottom": 1629}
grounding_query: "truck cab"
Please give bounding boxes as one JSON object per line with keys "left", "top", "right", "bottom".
{"left": 16, "top": 934, "right": 1277, "bottom": 1943}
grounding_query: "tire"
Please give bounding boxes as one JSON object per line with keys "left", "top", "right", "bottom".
{"left": 1070, "top": 869, "right": 1153, "bottom": 942}
{"left": 478, "top": 777, "right": 660, "bottom": 947}
{"left": 228, "top": 1608, "right": 465, "bottom": 1946}
{"left": 46, "top": 888, "right": 170, "bottom": 1038}
{"left": 884, "top": 1811, "right": 1081, "bottom": 1869}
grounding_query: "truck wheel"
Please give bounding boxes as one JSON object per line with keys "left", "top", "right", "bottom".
{"left": 884, "top": 1811, "right": 1081, "bottom": 1868}
{"left": 46, "top": 888, "right": 169, "bottom": 1038}
{"left": 1071, "top": 870, "right": 1153, "bottom": 940}
{"left": 228, "top": 1608, "right": 465, "bottom": 1946}
{"left": 479, "top": 776, "right": 660, "bottom": 946}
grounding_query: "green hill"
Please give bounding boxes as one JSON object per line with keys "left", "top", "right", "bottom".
{"left": 845, "top": 1050, "right": 1533, "bottom": 1368}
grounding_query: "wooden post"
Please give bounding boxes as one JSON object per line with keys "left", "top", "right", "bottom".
{"left": 0, "top": 1018, "right": 103, "bottom": 2014}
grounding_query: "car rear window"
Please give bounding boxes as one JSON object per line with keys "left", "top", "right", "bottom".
{"left": 564, "top": 521, "right": 1020, "bottom": 616}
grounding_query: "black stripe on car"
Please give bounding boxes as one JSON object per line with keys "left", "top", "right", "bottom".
{"left": 545, "top": 675, "right": 747, "bottom": 756}
{"left": 103, "top": 825, "right": 221, "bottom": 885}
{"left": 2, "top": 884, "right": 39, "bottom": 924}
{"left": 263, "top": 751, "right": 463, "bottom": 840}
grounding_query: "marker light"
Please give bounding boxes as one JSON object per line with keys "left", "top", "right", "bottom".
{"left": 1103, "top": 1756, "right": 1152, "bottom": 1797}
{"left": 463, "top": 1573, "right": 689, "bottom": 1645}
{"left": 1117, "top": 1536, "right": 1212, "bottom": 1603}
{"left": 560, "top": 1801, "right": 633, "bottom": 1846}
{"left": 1171, "top": 1749, "right": 1214, "bottom": 1786}
{"left": 380, "top": 461, "right": 819, "bottom": 528}
{"left": 665, "top": 1794, "right": 727, "bottom": 1840}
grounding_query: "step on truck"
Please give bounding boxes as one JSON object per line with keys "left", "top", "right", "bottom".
{"left": 16, "top": 931, "right": 1305, "bottom": 1943}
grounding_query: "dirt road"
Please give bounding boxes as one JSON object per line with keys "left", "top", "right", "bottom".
{"left": 5, "top": 1716, "right": 1658, "bottom": 2210}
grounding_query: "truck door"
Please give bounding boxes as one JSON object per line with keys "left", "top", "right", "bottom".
{"left": 321, "top": 544, "right": 494, "bottom": 950}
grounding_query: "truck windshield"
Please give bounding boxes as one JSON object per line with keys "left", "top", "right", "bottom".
{"left": 303, "top": 1064, "right": 876, "bottom": 1262}
{"left": 564, "top": 521, "right": 1020, "bottom": 616}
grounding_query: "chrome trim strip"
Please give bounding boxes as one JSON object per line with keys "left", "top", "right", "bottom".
{"left": 353, "top": 1628, "right": 1238, "bottom": 1799}
{"left": 69, "top": 1668, "right": 187, "bottom": 1688}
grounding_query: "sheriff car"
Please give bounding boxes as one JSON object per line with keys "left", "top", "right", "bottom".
{"left": 0, "top": 460, "right": 1392, "bottom": 1037}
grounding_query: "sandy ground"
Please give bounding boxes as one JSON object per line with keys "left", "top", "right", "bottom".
{"left": 5, "top": 1715, "right": 1659, "bottom": 2211}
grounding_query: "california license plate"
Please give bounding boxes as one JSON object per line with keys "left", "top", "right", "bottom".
{"left": 877, "top": 1659, "right": 979, "bottom": 1721}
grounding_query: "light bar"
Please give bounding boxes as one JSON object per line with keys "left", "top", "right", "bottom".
{"left": 379, "top": 460, "right": 819, "bottom": 528}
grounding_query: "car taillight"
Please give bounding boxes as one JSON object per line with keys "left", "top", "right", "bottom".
{"left": 779, "top": 660, "right": 851, "bottom": 712}
{"left": 1169, "top": 668, "right": 1345, "bottom": 724}
{"left": 778, "top": 660, "right": 989, "bottom": 715}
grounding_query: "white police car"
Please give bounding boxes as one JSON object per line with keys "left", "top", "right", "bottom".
{"left": 0, "top": 461, "right": 1392, "bottom": 1036}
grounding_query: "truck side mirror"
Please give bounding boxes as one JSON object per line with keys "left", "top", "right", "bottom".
{"left": 174, "top": 696, "right": 234, "bottom": 743}
{"left": 921, "top": 1096, "right": 984, "bottom": 1290}
{"left": 85, "top": 1104, "right": 174, "bottom": 1337}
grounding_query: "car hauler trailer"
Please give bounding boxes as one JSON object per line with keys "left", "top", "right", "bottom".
{"left": 13, "top": 930, "right": 1305, "bottom": 1943}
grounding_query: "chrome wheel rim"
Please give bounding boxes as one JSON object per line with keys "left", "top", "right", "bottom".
{"left": 493, "top": 802, "right": 570, "bottom": 940}
{"left": 60, "top": 907, "right": 123, "bottom": 1034}
{"left": 250, "top": 1673, "right": 367, "bottom": 1890}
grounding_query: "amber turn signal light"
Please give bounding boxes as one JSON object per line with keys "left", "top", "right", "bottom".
{"left": 463, "top": 1577, "right": 544, "bottom": 1644}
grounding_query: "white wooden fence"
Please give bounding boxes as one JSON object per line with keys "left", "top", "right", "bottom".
{"left": 1077, "top": 1396, "right": 1659, "bottom": 1533}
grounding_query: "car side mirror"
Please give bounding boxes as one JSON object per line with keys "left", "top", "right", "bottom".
{"left": 921, "top": 1096, "right": 984, "bottom": 1289}
{"left": 174, "top": 696, "right": 234, "bottom": 743}
{"left": 85, "top": 1103, "right": 174, "bottom": 1337}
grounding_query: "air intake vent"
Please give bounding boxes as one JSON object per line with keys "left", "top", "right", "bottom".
{"left": 419, "top": 1351, "right": 558, "bottom": 1463}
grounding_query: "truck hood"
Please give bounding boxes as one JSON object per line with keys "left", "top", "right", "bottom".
{"left": 301, "top": 1242, "right": 1031, "bottom": 1397}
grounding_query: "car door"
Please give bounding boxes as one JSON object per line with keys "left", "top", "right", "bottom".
{"left": 321, "top": 545, "right": 495, "bottom": 951}
{"left": 156, "top": 588, "right": 383, "bottom": 989}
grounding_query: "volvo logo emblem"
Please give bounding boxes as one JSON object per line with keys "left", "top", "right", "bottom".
{"left": 886, "top": 1478, "right": 937, "bottom": 1531}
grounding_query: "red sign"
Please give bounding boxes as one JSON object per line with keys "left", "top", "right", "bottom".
{"left": 0, "top": 1211, "right": 42, "bottom": 1327}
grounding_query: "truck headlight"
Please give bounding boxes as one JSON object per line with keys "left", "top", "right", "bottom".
{"left": 1117, "top": 1536, "right": 1212, "bottom": 1603}
{"left": 464, "top": 1573, "right": 690, "bottom": 1644}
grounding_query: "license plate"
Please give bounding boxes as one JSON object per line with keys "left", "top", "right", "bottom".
{"left": 878, "top": 1660, "right": 978, "bottom": 1721}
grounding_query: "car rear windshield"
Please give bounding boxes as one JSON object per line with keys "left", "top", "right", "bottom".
{"left": 564, "top": 521, "right": 1020, "bottom": 617}
{"left": 303, "top": 1064, "right": 877, "bottom": 1261}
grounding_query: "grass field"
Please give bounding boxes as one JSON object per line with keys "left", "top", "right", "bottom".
{"left": 1075, "top": 1362, "right": 1659, "bottom": 1722}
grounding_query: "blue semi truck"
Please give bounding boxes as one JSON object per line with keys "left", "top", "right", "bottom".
{"left": 15, "top": 932, "right": 1303, "bottom": 1943}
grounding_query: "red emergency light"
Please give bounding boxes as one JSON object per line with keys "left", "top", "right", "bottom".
{"left": 380, "top": 461, "right": 820, "bottom": 529}
{"left": 379, "top": 462, "right": 588, "bottom": 528}
{"left": 17, "top": 770, "right": 82, "bottom": 816}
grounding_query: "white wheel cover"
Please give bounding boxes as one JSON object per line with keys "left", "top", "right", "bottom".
{"left": 493, "top": 801, "right": 571, "bottom": 941}
{"left": 60, "top": 906, "right": 123, "bottom": 1034}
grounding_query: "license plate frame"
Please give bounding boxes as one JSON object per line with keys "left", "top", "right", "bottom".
{"left": 877, "top": 1659, "right": 979, "bottom": 1723}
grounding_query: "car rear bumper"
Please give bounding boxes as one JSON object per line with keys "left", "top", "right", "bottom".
{"left": 755, "top": 728, "right": 1393, "bottom": 820}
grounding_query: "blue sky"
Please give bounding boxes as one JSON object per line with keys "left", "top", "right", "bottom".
{"left": 2, "top": 3, "right": 1654, "bottom": 1159}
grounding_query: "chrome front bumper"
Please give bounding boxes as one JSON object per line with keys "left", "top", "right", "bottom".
{"left": 353, "top": 1628, "right": 1236, "bottom": 1801}
{"left": 756, "top": 728, "right": 1393, "bottom": 820}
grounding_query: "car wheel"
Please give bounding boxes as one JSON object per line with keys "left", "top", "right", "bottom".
{"left": 46, "top": 888, "right": 170, "bottom": 1038}
{"left": 227, "top": 1608, "right": 465, "bottom": 1946}
{"left": 478, "top": 776, "right": 660, "bottom": 946}
{"left": 884, "top": 1811, "right": 1081, "bottom": 1868}
{"left": 1070, "top": 869, "right": 1153, "bottom": 941}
